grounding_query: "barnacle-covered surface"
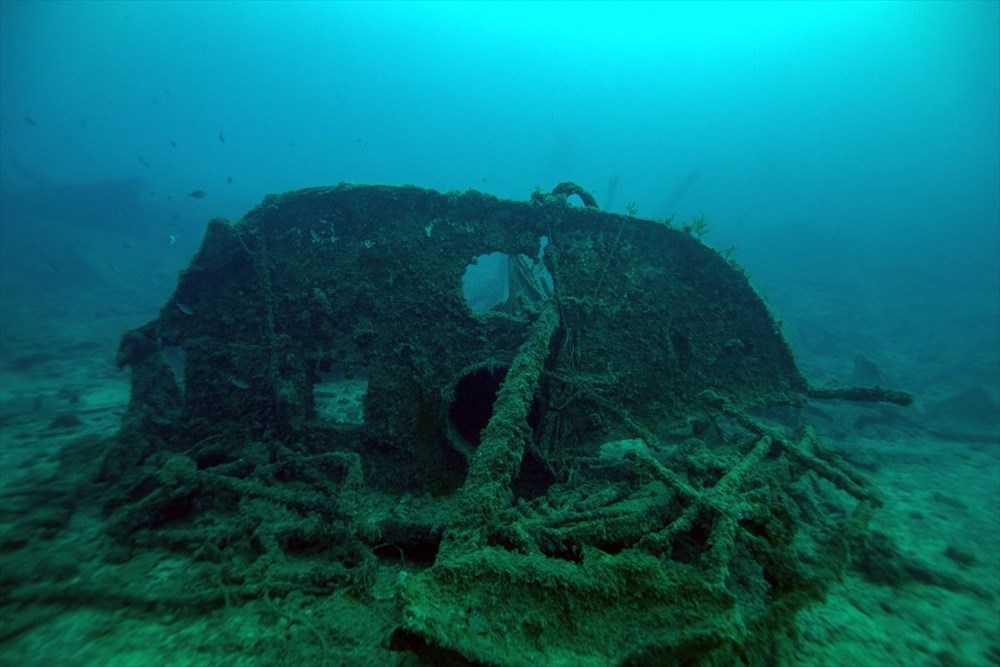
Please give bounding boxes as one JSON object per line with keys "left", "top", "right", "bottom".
{"left": 3, "top": 184, "right": 890, "bottom": 666}
{"left": 111, "top": 183, "right": 810, "bottom": 481}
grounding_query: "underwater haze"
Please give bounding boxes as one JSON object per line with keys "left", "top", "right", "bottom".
{"left": 1, "top": 2, "right": 998, "bottom": 666}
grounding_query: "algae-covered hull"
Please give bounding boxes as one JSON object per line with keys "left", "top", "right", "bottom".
{"left": 102, "top": 183, "right": 886, "bottom": 665}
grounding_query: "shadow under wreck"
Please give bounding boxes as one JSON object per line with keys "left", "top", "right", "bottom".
{"left": 47, "top": 184, "right": 919, "bottom": 664}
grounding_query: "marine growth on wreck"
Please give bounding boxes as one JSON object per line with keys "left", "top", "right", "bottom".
{"left": 27, "top": 183, "right": 915, "bottom": 665}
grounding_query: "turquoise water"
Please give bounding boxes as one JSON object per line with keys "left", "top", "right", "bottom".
{"left": 1, "top": 2, "right": 997, "bottom": 665}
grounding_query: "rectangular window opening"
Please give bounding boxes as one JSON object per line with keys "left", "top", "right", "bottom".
{"left": 312, "top": 360, "right": 367, "bottom": 425}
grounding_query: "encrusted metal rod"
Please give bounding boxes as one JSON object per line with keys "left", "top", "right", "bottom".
{"left": 440, "top": 303, "right": 559, "bottom": 556}
{"left": 807, "top": 385, "right": 914, "bottom": 406}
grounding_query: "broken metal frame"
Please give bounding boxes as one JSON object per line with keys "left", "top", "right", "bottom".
{"left": 96, "top": 182, "right": 912, "bottom": 665}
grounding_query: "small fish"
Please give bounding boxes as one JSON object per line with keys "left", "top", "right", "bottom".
{"left": 188, "top": 190, "right": 207, "bottom": 199}
{"left": 169, "top": 139, "right": 176, "bottom": 148}
{"left": 175, "top": 302, "right": 194, "bottom": 316}
{"left": 138, "top": 155, "right": 151, "bottom": 167}
{"left": 228, "top": 376, "right": 250, "bottom": 390}
{"left": 24, "top": 116, "right": 36, "bottom": 127}
{"left": 310, "top": 229, "right": 322, "bottom": 243}
{"left": 218, "top": 132, "right": 225, "bottom": 143}
{"left": 168, "top": 234, "right": 177, "bottom": 245}
{"left": 226, "top": 176, "right": 233, "bottom": 184}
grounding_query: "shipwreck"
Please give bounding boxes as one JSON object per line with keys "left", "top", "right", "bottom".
{"left": 90, "top": 182, "right": 910, "bottom": 665}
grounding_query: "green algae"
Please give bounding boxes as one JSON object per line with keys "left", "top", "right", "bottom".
{"left": 2, "top": 183, "right": 910, "bottom": 666}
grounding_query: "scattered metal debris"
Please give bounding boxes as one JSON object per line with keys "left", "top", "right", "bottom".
{"left": 89, "top": 183, "right": 912, "bottom": 665}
